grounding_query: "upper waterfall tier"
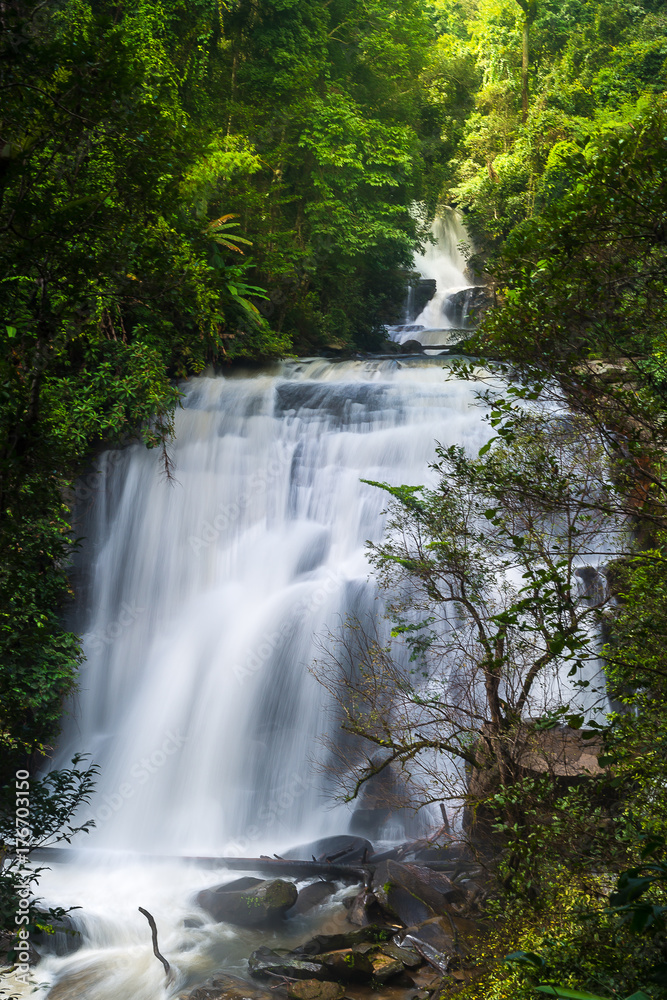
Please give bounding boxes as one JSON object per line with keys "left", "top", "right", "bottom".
{"left": 388, "top": 208, "right": 482, "bottom": 348}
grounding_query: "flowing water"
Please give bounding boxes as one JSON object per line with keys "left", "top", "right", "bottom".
{"left": 23, "top": 357, "right": 492, "bottom": 1000}
{"left": 389, "top": 208, "right": 478, "bottom": 348}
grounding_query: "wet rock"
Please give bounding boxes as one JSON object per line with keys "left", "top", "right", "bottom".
{"left": 399, "top": 340, "right": 424, "bottom": 354}
{"left": 397, "top": 914, "right": 486, "bottom": 975}
{"left": 294, "top": 925, "right": 399, "bottom": 956}
{"left": 288, "top": 981, "right": 345, "bottom": 1000}
{"left": 346, "top": 889, "right": 387, "bottom": 927}
{"left": 367, "top": 952, "right": 404, "bottom": 983}
{"left": 283, "top": 836, "right": 373, "bottom": 865}
{"left": 249, "top": 947, "right": 327, "bottom": 981}
{"left": 379, "top": 943, "right": 422, "bottom": 968}
{"left": 180, "top": 971, "right": 279, "bottom": 1000}
{"left": 372, "top": 861, "right": 465, "bottom": 926}
{"left": 318, "top": 948, "right": 374, "bottom": 981}
{"left": 379, "top": 340, "right": 404, "bottom": 355}
{"left": 32, "top": 913, "right": 83, "bottom": 958}
{"left": 47, "top": 966, "right": 112, "bottom": 1000}
{"left": 217, "top": 877, "right": 265, "bottom": 893}
{"left": 197, "top": 878, "right": 298, "bottom": 927}
{"left": 398, "top": 919, "right": 456, "bottom": 975}
{"left": 288, "top": 881, "right": 337, "bottom": 916}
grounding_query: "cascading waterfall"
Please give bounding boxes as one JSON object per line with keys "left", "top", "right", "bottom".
{"left": 23, "top": 358, "right": 491, "bottom": 1000}
{"left": 389, "top": 208, "right": 479, "bottom": 349}
{"left": 16, "top": 357, "right": 613, "bottom": 1000}
{"left": 58, "top": 359, "right": 491, "bottom": 858}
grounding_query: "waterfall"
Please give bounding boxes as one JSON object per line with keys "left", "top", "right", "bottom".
{"left": 25, "top": 358, "right": 611, "bottom": 1000}
{"left": 26, "top": 359, "right": 489, "bottom": 999}
{"left": 389, "top": 208, "right": 478, "bottom": 349}
{"left": 56, "top": 359, "right": 491, "bottom": 858}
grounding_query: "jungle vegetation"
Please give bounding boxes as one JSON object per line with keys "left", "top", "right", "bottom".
{"left": 2, "top": 0, "right": 667, "bottom": 995}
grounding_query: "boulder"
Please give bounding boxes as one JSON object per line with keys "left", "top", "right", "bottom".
{"left": 398, "top": 914, "right": 486, "bottom": 975}
{"left": 197, "top": 878, "right": 298, "bottom": 927}
{"left": 288, "top": 881, "right": 337, "bottom": 916}
{"left": 345, "top": 888, "right": 386, "bottom": 927}
{"left": 372, "top": 861, "right": 465, "bottom": 926}
{"left": 282, "top": 836, "right": 373, "bottom": 865}
{"left": 367, "top": 952, "right": 404, "bottom": 983}
{"left": 33, "top": 913, "right": 82, "bottom": 958}
{"left": 398, "top": 919, "right": 456, "bottom": 974}
{"left": 318, "top": 948, "right": 374, "bottom": 981}
{"left": 288, "top": 982, "right": 345, "bottom": 1000}
{"left": 179, "top": 972, "right": 278, "bottom": 1000}
{"left": 294, "top": 925, "right": 399, "bottom": 956}
{"left": 399, "top": 340, "right": 424, "bottom": 354}
{"left": 249, "top": 947, "right": 327, "bottom": 981}
{"left": 377, "top": 942, "right": 422, "bottom": 968}
{"left": 47, "top": 966, "right": 113, "bottom": 1000}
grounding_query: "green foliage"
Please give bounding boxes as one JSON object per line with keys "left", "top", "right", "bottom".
{"left": 0, "top": 756, "right": 97, "bottom": 938}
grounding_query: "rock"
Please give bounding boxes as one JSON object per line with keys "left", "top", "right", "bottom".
{"left": 346, "top": 889, "right": 386, "bottom": 927}
{"left": 216, "top": 876, "right": 265, "bottom": 893}
{"left": 398, "top": 919, "right": 456, "bottom": 975}
{"left": 283, "top": 836, "right": 373, "bottom": 865}
{"left": 248, "top": 945, "right": 375, "bottom": 984}
{"left": 412, "top": 278, "right": 437, "bottom": 318}
{"left": 197, "top": 878, "right": 298, "bottom": 927}
{"left": 372, "top": 861, "right": 465, "bottom": 926}
{"left": 399, "top": 340, "right": 424, "bottom": 354}
{"left": 32, "top": 913, "right": 82, "bottom": 957}
{"left": 368, "top": 952, "right": 404, "bottom": 983}
{"left": 288, "top": 982, "right": 345, "bottom": 1000}
{"left": 379, "top": 340, "right": 403, "bottom": 355}
{"left": 294, "top": 925, "right": 399, "bottom": 956}
{"left": 379, "top": 943, "right": 422, "bottom": 968}
{"left": 398, "top": 914, "right": 487, "bottom": 975}
{"left": 180, "top": 971, "right": 279, "bottom": 1000}
{"left": 288, "top": 881, "right": 337, "bottom": 916}
{"left": 47, "top": 966, "right": 112, "bottom": 1000}
{"left": 318, "top": 948, "right": 374, "bottom": 981}
{"left": 249, "top": 947, "right": 327, "bottom": 981}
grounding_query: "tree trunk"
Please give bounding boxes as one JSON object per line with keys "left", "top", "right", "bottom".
{"left": 522, "top": 15, "right": 529, "bottom": 123}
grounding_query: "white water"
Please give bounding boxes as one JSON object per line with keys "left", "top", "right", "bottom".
{"left": 390, "top": 208, "right": 476, "bottom": 348}
{"left": 58, "top": 358, "right": 490, "bottom": 858}
{"left": 13, "top": 359, "right": 491, "bottom": 999}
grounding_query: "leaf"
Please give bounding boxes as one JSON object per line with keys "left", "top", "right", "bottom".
{"left": 505, "top": 952, "right": 546, "bottom": 968}
{"left": 478, "top": 437, "right": 497, "bottom": 456}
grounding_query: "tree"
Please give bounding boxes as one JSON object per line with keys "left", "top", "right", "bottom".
{"left": 514, "top": 0, "right": 537, "bottom": 121}
{"left": 316, "top": 405, "right": 623, "bottom": 825}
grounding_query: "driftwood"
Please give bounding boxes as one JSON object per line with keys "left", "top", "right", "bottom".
{"left": 138, "top": 907, "right": 172, "bottom": 981}
{"left": 29, "top": 847, "right": 468, "bottom": 878}
{"left": 188, "top": 856, "right": 370, "bottom": 884}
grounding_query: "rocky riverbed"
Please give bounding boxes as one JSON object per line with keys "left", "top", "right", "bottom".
{"left": 36, "top": 834, "right": 488, "bottom": 1000}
